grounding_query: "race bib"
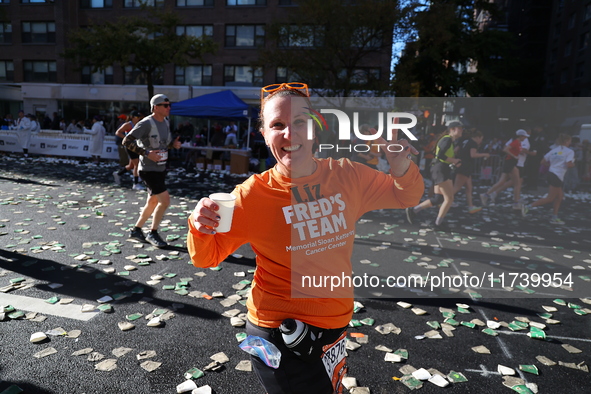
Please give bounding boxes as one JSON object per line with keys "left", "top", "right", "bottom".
{"left": 321, "top": 331, "right": 347, "bottom": 393}
{"left": 157, "top": 150, "right": 168, "bottom": 165}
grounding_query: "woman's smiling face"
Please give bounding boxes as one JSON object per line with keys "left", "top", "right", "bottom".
{"left": 261, "top": 95, "right": 316, "bottom": 178}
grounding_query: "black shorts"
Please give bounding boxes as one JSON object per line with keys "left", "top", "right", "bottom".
{"left": 246, "top": 320, "right": 347, "bottom": 394}
{"left": 455, "top": 164, "right": 473, "bottom": 177}
{"left": 430, "top": 161, "right": 452, "bottom": 185}
{"left": 517, "top": 165, "right": 525, "bottom": 178}
{"left": 126, "top": 148, "right": 139, "bottom": 160}
{"left": 547, "top": 172, "right": 563, "bottom": 188}
{"left": 502, "top": 158, "right": 518, "bottom": 174}
{"left": 138, "top": 171, "right": 167, "bottom": 195}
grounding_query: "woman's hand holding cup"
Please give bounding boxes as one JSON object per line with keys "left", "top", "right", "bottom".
{"left": 192, "top": 198, "right": 220, "bottom": 235}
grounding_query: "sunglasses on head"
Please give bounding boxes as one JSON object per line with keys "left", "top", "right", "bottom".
{"left": 261, "top": 82, "right": 309, "bottom": 100}
{"left": 157, "top": 103, "right": 171, "bottom": 108}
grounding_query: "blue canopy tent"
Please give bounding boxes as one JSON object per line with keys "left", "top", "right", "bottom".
{"left": 170, "top": 90, "right": 255, "bottom": 148}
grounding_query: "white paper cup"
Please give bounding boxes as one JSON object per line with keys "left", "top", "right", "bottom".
{"left": 209, "top": 193, "right": 236, "bottom": 233}
{"left": 176, "top": 380, "right": 197, "bottom": 393}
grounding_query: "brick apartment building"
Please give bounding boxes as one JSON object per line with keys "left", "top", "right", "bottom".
{"left": 0, "top": 0, "right": 393, "bottom": 129}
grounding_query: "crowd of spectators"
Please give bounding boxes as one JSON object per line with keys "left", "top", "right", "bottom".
{"left": 3, "top": 111, "right": 591, "bottom": 187}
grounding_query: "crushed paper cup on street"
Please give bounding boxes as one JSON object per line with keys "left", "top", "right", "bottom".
{"left": 412, "top": 368, "right": 431, "bottom": 380}
{"left": 385, "top": 353, "right": 402, "bottom": 363}
{"left": 498, "top": 364, "right": 516, "bottom": 375}
{"left": 235, "top": 360, "right": 252, "bottom": 372}
{"left": 30, "top": 332, "right": 47, "bottom": 343}
{"left": 176, "top": 380, "right": 197, "bottom": 393}
{"left": 428, "top": 374, "right": 449, "bottom": 387}
{"left": 342, "top": 377, "right": 358, "bottom": 390}
{"left": 191, "top": 385, "right": 212, "bottom": 394}
{"left": 140, "top": 360, "right": 162, "bottom": 372}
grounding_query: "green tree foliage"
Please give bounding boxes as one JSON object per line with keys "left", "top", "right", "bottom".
{"left": 258, "top": 0, "right": 408, "bottom": 97}
{"left": 393, "top": 0, "right": 519, "bottom": 97}
{"left": 62, "top": 5, "right": 216, "bottom": 99}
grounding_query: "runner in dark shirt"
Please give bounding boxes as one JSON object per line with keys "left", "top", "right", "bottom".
{"left": 453, "top": 129, "right": 490, "bottom": 213}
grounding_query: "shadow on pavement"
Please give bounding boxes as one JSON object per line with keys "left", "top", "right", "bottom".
{"left": 0, "top": 248, "right": 220, "bottom": 321}
{"left": 0, "top": 175, "right": 59, "bottom": 187}
{"left": 164, "top": 245, "right": 188, "bottom": 254}
{"left": 0, "top": 383, "right": 54, "bottom": 394}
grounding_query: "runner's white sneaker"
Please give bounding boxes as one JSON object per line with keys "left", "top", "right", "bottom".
{"left": 480, "top": 193, "right": 489, "bottom": 206}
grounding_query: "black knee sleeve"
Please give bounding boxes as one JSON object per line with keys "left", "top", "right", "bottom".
{"left": 430, "top": 194, "right": 444, "bottom": 206}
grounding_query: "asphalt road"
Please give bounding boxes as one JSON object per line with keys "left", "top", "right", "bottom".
{"left": 0, "top": 154, "right": 589, "bottom": 394}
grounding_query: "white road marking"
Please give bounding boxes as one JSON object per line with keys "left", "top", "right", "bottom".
{"left": 465, "top": 365, "right": 530, "bottom": 386}
{"left": 0, "top": 293, "right": 98, "bottom": 321}
{"left": 477, "top": 310, "right": 513, "bottom": 359}
{"left": 434, "top": 236, "right": 515, "bottom": 359}
{"left": 464, "top": 364, "right": 500, "bottom": 377}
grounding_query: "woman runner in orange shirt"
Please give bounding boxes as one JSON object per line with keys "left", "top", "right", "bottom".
{"left": 187, "top": 83, "right": 424, "bottom": 394}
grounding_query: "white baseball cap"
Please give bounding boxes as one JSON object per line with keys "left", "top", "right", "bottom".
{"left": 150, "top": 94, "right": 169, "bottom": 110}
{"left": 516, "top": 129, "right": 530, "bottom": 137}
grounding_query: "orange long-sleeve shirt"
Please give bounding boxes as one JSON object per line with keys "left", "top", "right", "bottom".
{"left": 187, "top": 157, "right": 424, "bottom": 329}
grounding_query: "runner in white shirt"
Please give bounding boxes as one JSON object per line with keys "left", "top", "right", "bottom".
{"left": 16, "top": 110, "right": 32, "bottom": 157}
{"left": 522, "top": 133, "right": 575, "bottom": 224}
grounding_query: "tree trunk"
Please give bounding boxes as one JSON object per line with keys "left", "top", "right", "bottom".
{"left": 146, "top": 71, "right": 154, "bottom": 101}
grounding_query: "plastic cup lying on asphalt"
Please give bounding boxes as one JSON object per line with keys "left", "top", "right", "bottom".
{"left": 209, "top": 193, "right": 236, "bottom": 233}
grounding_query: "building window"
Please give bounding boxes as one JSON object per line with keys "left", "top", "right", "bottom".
{"left": 80, "top": 0, "right": 113, "bottom": 8}
{"left": 20, "top": 0, "right": 53, "bottom": 3}
{"left": 177, "top": 0, "right": 214, "bottom": 6}
{"left": 224, "top": 65, "right": 262, "bottom": 86}
{"left": 554, "top": 23, "right": 561, "bottom": 39}
{"left": 22, "top": 22, "right": 56, "bottom": 44}
{"left": 225, "top": 25, "right": 264, "bottom": 47}
{"left": 565, "top": 40, "right": 572, "bottom": 56}
{"left": 82, "top": 66, "right": 114, "bottom": 84}
{"left": 124, "top": 0, "right": 164, "bottom": 7}
{"left": 23, "top": 61, "right": 57, "bottom": 82}
{"left": 175, "top": 65, "right": 212, "bottom": 85}
{"left": 0, "top": 61, "right": 14, "bottom": 82}
{"left": 124, "top": 66, "right": 163, "bottom": 85}
{"left": 176, "top": 25, "right": 213, "bottom": 38}
{"left": 580, "top": 32, "right": 589, "bottom": 50}
{"left": 276, "top": 67, "right": 288, "bottom": 83}
{"left": 339, "top": 68, "right": 381, "bottom": 85}
{"left": 351, "top": 27, "right": 382, "bottom": 48}
{"left": 586, "top": 4, "right": 591, "bottom": 21}
{"left": 279, "top": 25, "right": 324, "bottom": 47}
{"left": 560, "top": 69, "right": 568, "bottom": 84}
{"left": 276, "top": 67, "right": 301, "bottom": 83}
{"left": 0, "top": 23, "right": 12, "bottom": 44}
{"left": 568, "top": 13, "right": 576, "bottom": 29}
{"left": 575, "top": 63, "right": 585, "bottom": 80}
{"left": 226, "top": 0, "right": 266, "bottom": 5}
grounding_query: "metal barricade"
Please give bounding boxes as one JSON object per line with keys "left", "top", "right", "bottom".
{"left": 472, "top": 154, "right": 502, "bottom": 185}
